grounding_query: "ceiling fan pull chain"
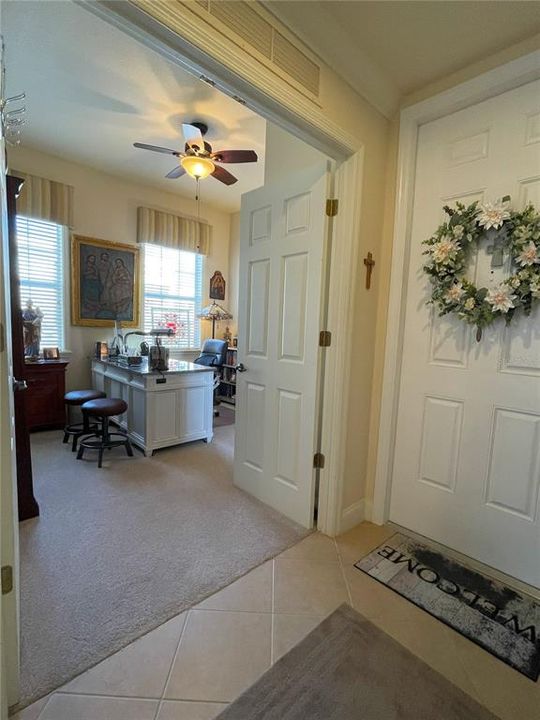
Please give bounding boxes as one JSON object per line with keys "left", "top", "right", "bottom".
{"left": 196, "top": 178, "right": 201, "bottom": 252}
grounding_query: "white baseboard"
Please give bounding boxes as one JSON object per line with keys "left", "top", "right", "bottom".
{"left": 339, "top": 497, "right": 374, "bottom": 534}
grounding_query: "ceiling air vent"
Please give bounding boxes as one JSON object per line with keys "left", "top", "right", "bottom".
{"left": 272, "top": 31, "right": 320, "bottom": 98}
{"left": 208, "top": 1, "right": 273, "bottom": 60}
{"left": 196, "top": 1, "right": 321, "bottom": 99}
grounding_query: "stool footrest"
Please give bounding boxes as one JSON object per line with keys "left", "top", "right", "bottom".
{"left": 76, "top": 428, "right": 133, "bottom": 467}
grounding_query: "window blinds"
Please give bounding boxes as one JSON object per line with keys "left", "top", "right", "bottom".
{"left": 143, "top": 243, "right": 203, "bottom": 350}
{"left": 16, "top": 216, "right": 65, "bottom": 350}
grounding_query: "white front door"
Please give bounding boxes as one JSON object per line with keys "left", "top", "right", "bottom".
{"left": 390, "top": 79, "right": 540, "bottom": 587}
{"left": 234, "top": 165, "right": 330, "bottom": 528}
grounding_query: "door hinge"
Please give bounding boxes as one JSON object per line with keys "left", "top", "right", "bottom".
{"left": 319, "top": 330, "right": 331, "bottom": 347}
{"left": 326, "top": 198, "right": 338, "bottom": 217}
{"left": 1, "top": 565, "right": 13, "bottom": 595}
{"left": 313, "top": 452, "right": 325, "bottom": 469}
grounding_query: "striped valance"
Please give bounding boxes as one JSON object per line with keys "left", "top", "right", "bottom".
{"left": 14, "top": 171, "right": 74, "bottom": 228}
{"left": 137, "top": 206, "right": 211, "bottom": 255}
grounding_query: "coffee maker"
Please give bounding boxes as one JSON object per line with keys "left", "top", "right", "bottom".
{"left": 148, "top": 328, "right": 174, "bottom": 371}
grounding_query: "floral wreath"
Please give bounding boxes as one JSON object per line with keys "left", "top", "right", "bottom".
{"left": 422, "top": 197, "right": 540, "bottom": 341}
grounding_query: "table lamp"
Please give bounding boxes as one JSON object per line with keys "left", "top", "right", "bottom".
{"left": 197, "top": 301, "right": 233, "bottom": 339}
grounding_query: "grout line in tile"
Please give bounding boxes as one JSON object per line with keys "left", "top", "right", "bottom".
{"left": 154, "top": 609, "right": 192, "bottom": 720}
{"left": 192, "top": 607, "right": 273, "bottom": 616}
{"left": 334, "top": 537, "right": 353, "bottom": 608}
{"left": 160, "top": 695, "right": 232, "bottom": 704}
{"left": 51, "top": 689, "right": 162, "bottom": 700}
{"left": 32, "top": 692, "right": 55, "bottom": 720}
{"left": 46, "top": 691, "right": 161, "bottom": 702}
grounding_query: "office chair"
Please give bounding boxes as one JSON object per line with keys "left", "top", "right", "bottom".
{"left": 194, "top": 339, "right": 228, "bottom": 416}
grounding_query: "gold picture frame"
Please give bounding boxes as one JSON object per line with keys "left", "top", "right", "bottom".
{"left": 71, "top": 234, "right": 140, "bottom": 327}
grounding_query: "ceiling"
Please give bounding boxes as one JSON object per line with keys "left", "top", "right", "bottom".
{"left": 4, "top": 1, "right": 266, "bottom": 212}
{"left": 265, "top": 1, "right": 540, "bottom": 117}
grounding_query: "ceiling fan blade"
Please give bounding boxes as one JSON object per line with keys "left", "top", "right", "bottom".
{"left": 212, "top": 149, "right": 258, "bottom": 164}
{"left": 133, "top": 142, "right": 180, "bottom": 156}
{"left": 165, "top": 165, "right": 186, "bottom": 179}
{"left": 211, "top": 165, "right": 238, "bottom": 186}
{"left": 182, "top": 123, "right": 203, "bottom": 142}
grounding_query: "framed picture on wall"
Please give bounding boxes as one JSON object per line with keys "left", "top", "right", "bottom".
{"left": 209, "top": 270, "right": 226, "bottom": 301}
{"left": 71, "top": 235, "right": 140, "bottom": 327}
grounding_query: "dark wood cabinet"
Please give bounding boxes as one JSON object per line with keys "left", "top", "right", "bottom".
{"left": 24, "top": 360, "right": 68, "bottom": 431}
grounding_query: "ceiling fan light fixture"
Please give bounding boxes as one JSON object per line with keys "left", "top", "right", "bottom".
{"left": 180, "top": 155, "right": 215, "bottom": 180}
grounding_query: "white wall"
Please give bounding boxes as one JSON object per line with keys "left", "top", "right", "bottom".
{"left": 263, "top": 123, "right": 327, "bottom": 184}
{"left": 227, "top": 212, "right": 240, "bottom": 339}
{"left": 9, "top": 146, "right": 234, "bottom": 391}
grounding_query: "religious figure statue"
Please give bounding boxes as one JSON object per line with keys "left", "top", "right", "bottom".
{"left": 22, "top": 299, "right": 43, "bottom": 358}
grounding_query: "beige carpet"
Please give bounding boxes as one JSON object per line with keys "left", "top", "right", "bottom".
{"left": 217, "top": 604, "right": 497, "bottom": 720}
{"left": 19, "top": 426, "right": 308, "bottom": 708}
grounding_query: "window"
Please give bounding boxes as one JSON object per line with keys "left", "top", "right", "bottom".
{"left": 16, "top": 216, "right": 65, "bottom": 350}
{"left": 143, "top": 244, "right": 203, "bottom": 350}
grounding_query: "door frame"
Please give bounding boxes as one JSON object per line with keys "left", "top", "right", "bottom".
{"left": 82, "top": 0, "right": 364, "bottom": 535}
{"left": 372, "top": 49, "right": 540, "bottom": 525}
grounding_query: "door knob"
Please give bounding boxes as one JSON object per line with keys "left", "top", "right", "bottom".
{"left": 13, "top": 379, "right": 28, "bottom": 391}
{"left": 235, "top": 363, "right": 247, "bottom": 373}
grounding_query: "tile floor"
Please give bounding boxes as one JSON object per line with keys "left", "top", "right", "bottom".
{"left": 12, "top": 523, "right": 539, "bottom": 720}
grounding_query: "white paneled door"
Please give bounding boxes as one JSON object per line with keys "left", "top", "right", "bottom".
{"left": 390, "top": 79, "right": 540, "bottom": 587}
{"left": 234, "top": 165, "right": 330, "bottom": 528}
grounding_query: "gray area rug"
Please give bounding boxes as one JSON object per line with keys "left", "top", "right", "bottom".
{"left": 19, "top": 426, "right": 307, "bottom": 708}
{"left": 217, "top": 604, "right": 496, "bottom": 720}
{"left": 355, "top": 533, "right": 540, "bottom": 681}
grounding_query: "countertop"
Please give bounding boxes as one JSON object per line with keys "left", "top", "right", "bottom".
{"left": 93, "top": 357, "right": 213, "bottom": 376}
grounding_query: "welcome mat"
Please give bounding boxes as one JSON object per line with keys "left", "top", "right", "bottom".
{"left": 354, "top": 533, "right": 539, "bottom": 681}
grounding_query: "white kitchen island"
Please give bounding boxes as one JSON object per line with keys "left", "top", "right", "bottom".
{"left": 92, "top": 358, "right": 214, "bottom": 456}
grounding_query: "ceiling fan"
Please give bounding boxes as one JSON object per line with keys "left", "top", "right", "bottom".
{"left": 133, "top": 122, "right": 258, "bottom": 185}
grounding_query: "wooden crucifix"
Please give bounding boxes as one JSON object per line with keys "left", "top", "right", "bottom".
{"left": 363, "top": 252, "right": 375, "bottom": 289}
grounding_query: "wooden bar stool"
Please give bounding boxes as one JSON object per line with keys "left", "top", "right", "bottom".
{"left": 77, "top": 397, "right": 133, "bottom": 468}
{"left": 63, "top": 389, "right": 106, "bottom": 452}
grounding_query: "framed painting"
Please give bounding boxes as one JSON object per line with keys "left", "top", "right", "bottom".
{"left": 209, "top": 270, "right": 226, "bottom": 300}
{"left": 71, "top": 235, "right": 140, "bottom": 327}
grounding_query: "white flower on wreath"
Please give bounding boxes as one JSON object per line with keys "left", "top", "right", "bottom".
{"left": 431, "top": 237, "right": 460, "bottom": 264}
{"left": 452, "top": 224, "right": 464, "bottom": 239}
{"left": 464, "top": 297, "right": 476, "bottom": 311}
{"left": 530, "top": 278, "right": 540, "bottom": 299}
{"left": 517, "top": 241, "right": 539, "bottom": 267}
{"left": 486, "top": 284, "right": 516, "bottom": 313}
{"left": 477, "top": 201, "right": 510, "bottom": 230}
{"left": 510, "top": 276, "right": 521, "bottom": 289}
{"left": 445, "top": 282, "right": 464, "bottom": 303}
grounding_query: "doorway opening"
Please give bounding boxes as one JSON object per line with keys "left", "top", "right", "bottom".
{"left": 3, "top": 0, "right": 338, "bottom": 710}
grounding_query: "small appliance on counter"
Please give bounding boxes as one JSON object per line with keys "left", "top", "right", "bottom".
{"left": 149, "top": 343, "right": 169, "bottom": 371}
{"left": 148, "top": 328, "right": 174, "bottom": 371}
